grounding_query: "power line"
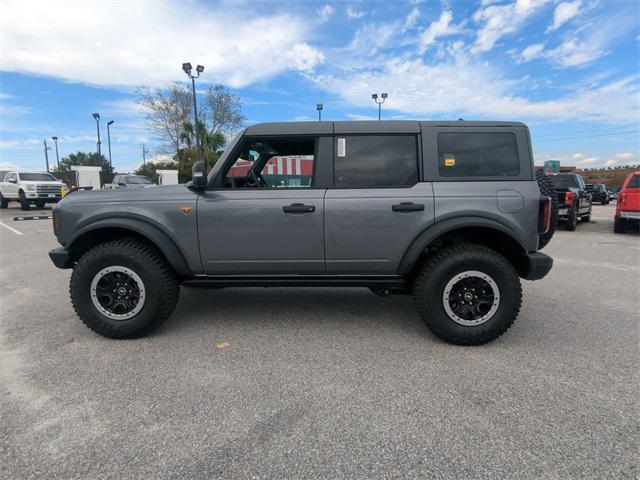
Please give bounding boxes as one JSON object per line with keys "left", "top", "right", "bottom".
{"left": 533, "top": 125, "right": 639, "bottom": 138}
{"left": 534, "top": 130, "right": 640, "bottom": 144}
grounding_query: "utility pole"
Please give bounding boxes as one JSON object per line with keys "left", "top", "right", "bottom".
{"left": 43, "top": 139, "right": 51, "bottom": 172}
{"left": 51, "top": 136, "right": 60, "bottom": 172}
{"left": 142, "top": 144, "right": 147, "bottom": 165}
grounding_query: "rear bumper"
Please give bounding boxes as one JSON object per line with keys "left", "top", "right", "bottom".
{"left": 619, "top": 211, "right": 640, "bottom": 220}
{"left": 520, "top": 252, "right": 553, "bottom": 281}
{"left": 49, "top": 247, "right": 73, "bottom": 269}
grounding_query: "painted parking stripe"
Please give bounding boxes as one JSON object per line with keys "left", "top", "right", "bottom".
{"left": 0, "top": 220, "right": 23, "bottom": 236}
{"left": 13, "top": 216, "right": 52, "bottom": 221}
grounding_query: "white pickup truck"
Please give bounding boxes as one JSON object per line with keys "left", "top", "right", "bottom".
{"left": 0, "top": 171, "right": 66, "bottom": 210}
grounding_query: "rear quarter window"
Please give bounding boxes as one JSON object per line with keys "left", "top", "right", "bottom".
{"left": 627, "top": 174, "right": 640, "bottom": 189}
{"left": 437, "top": 132, "right": 520, "bottom": 177}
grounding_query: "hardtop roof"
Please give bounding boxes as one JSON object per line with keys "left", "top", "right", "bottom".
{"left": 245, "top": 120, "right": 527, "bottom": 136}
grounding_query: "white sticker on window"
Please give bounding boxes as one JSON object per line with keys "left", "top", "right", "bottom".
{"left": 337, "top": 138, "right": 346, "bottom": 157}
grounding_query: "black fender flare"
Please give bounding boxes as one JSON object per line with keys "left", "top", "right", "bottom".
{"left": 397, "top": 216, "right": 527, "bottom": 275}
{"left": 68, "top": 217, "right": 192, "bottom": 276}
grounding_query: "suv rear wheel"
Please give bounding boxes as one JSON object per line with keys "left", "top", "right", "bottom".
{"left": 412, "top": 244, "right": 522, "bottom": 345}
{"left": 70, "top": 239, "right": 179, "bottom": 339}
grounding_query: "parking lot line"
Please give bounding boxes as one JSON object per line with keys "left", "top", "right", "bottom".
{"left": 0, "top": 219, "right": 23, "bottom": 236}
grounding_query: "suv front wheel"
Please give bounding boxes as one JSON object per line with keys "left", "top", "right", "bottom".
{"left": 70, "top": 239, "right": 179, "bottom": 339}
{"left": 412, "top": 244, "right": 522, "bottom": 346}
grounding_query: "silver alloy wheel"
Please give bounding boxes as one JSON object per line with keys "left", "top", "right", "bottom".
{"left": 442, "top": 270, "right": 500, "bottom": 326}
{"left": 90, "top": 266, "right": 146, "bottom": 320}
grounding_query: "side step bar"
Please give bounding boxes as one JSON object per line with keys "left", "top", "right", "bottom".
{"left": 182, "top": 275, "right": 407, "bottom": 288}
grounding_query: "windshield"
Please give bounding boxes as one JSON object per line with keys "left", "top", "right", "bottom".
{"left": 19, "top": 173, "right": 57, "bottom": 181}
{"left": 126, "top": 176, "right": 152, "bottom": 184}
{"left": 549, "top": 174, "right": 580, "bottom": 188}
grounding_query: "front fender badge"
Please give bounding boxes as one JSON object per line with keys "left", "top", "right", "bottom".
{"left": 181, "top": 205, "right": 192, "bottom": 215}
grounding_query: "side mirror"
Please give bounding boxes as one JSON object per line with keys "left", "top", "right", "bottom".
{"left": 8, "top": 178, "right": 17, "bottom": 184}
{"left": 118, "top": 182, "right": 126, "bottom": 187}
{"left": 191, "top": 161, "right": 207, "bottom": 189}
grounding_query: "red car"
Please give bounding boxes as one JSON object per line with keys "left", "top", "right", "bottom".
{"left": 614, "top": 170, "right": 640, "bottom": 233}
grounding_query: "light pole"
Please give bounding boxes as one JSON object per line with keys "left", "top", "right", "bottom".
{"left": 51, "top": 136, "right": 60, "bottom": 172}
{"left": 317, "top": 103, "right": 323, "bottom": 121}
{"left": 371, "top": 93, "right": 388, "bottom": 120}
{"left": 107, "top": 120, "right": 114, "bottom": 169}
{"left": 92, "top": 113, "right": 102, "bottom": 156}
{"left": 182, "top": 62, "right": 204, "bottom": 168}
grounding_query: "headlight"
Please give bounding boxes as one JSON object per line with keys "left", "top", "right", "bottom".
{"left": 26, "top": 184, "right": 36, "bottom": 191}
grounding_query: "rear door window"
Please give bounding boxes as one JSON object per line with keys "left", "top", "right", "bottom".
{"left": 334, "top": 135, "right": 418, "bottom": 188}
{"left": 437, "top": 132, "right": 520, "bottom": 177}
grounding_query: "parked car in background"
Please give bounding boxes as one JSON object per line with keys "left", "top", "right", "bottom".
{"left": 585, "top": 183, "right": 609, "bottom": 204}
{"left": 614, "top": 171, "right": 640, "bottom": 233}
{"left": 608, "top": 186, "right": 620, "bottom": 201}
{"left": 105, "top": 174, "right": 154, "bottom": 189}
{"left": 0, "top": 171, "right": 65, "bottom": 210}
{"left": 548, "top": 173, "right": 592, "bottom": 230}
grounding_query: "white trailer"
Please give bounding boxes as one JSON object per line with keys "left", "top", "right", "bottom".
{"left": 71, "top": 166, "right": 102, "bottom": 190}
{"left": 157, "top": 169, "right": 179, "bottom": 185}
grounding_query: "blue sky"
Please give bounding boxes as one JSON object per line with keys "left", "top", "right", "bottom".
{"left": 1, "top": 0, "right": 638, "bottom": 173}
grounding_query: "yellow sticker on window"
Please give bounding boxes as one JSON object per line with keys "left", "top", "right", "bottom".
{"left": 444, "top": 157, "right": 456, "bottom": 167}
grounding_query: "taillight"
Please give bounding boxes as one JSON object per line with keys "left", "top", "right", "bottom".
{"left": 564, "top": 191, "right": 575, "bottom": 206}
{"left": 539, "top": 197, "right": 551, "bottom": 233}
{"left": 618, "top": 192, "right": 626, "bottom": 206}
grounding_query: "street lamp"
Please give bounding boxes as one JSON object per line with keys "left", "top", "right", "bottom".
{"left": 51, "top": 136, "right": 60, "bottom": 172}
{"left": 92, "top": 113, "right": 102, "bottom": 156}
{"left": 371, "top": 93, "right": 388, "bottom": 120}
{"left": 107, "top": 120, "right": 114, "bottom": 169}
{"left": 316, "top": 103, "right": 323, "bottom": 121}
{"left": 182, "top": 62, "right": 205, "bottom": 168}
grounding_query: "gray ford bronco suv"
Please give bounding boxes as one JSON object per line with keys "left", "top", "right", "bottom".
{"left": 50, "top": 121, "right": 554, "bottom": 345}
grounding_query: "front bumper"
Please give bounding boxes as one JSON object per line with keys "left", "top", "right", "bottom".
{"left": 49, "top": 247, "right": 73, "bottom": 269}
{"left": 520, "top": 252, "right": 553, "bottom": 281}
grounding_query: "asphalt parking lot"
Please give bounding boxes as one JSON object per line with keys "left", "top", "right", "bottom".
{"left": 1, "top": 202, "right": 638, "bottom": 479}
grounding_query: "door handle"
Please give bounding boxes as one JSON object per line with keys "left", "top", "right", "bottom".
{"left": 392, "top": 202, "right": 425, "bottom": 212}
{"left": 283, "top": 203, "right": 316, "bottom": 213}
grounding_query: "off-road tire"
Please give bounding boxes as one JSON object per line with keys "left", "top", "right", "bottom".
{"left": 18, "top": 191, "right": 30, "bottom": 211}
{"left": 34, "top": 200, "right": 45, "bottom": 209}
{"left": 566, "top": 207, "right": 577, "bottom": 231}
{"left": 535, "top": 172, "right": 558, "bottom": 249}
{"left": 412, "top": 244, "right": 522, "bottom": 346}
{"left": 70, "top": 239, "right": 179, "bottom": 339}
{"left": 0, "top": 193, "right": 8, "bottom": 209}
{"left": 581, "top": 212, "right": 590, "bottom": 222}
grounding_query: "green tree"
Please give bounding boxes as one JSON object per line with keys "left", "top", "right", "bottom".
{"left": 53, "top": 151, "right": 114, "bottom": 186}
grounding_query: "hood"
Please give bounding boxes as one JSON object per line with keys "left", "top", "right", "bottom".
{"left": 61, "top": 183, "right": 196, "bottom": 204}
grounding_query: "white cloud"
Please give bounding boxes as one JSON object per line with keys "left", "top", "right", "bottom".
{"left": 472, "top": 0, "right": 550, "bottom": 53}
{"left": 0, "top": 162, "right": 23, "bottom": 171}
{"left": 544, "top": 10, "right": 636, "bottom": 67}
{"left": 0, "top": 139, "right": 41, "bottom": 149}
{"left": 606, "top": 152, "right": 638, "bottom": 166}
{"left": 318, "top": 4, "right": 334, "bottom": 22}
{"left": 418, "top": 10, "right": 455, "bottom": 54}
{"left": 286, "top": 43, "right": 325, "bottom": 73}
{"left": 0, "top": 0, "right": 323, "bottom": 88}
{"left": 346, "top": 7, "right": 365, "bottom": 20}
{"left": 403, "top": 7, "right": 420, "bottom": 31}
{"left": 520, "top": 43, "right": 545, "bottom": 62}
{"left": 547, "top": 0, "right": 581, "bottom": 32}
{"left": 573, "top": 153, "right": 600, "bottom": 164}
{"left": 310, "top": 56, "right": 640, "bottom": 124}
